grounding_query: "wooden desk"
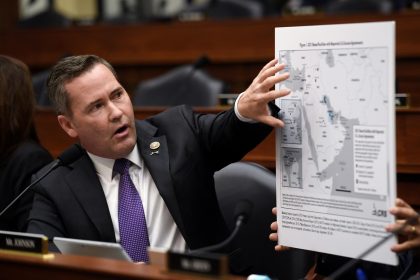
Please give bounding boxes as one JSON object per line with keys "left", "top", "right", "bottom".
{"left": 0, "top": 251, "right": 243, "bottom": 280}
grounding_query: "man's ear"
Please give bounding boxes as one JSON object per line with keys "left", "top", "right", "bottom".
{"left": 57, "top": 115, "right": 78, "bottom": 138}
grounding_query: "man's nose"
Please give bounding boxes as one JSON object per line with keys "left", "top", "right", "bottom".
{"left": 109, "top": 102, "right": 123, "bottom": 121}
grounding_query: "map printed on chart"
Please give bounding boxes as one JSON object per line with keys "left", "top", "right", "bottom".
{"left": 280, "top": 48, "right": 388, "bottom": 204}
{"left": 275, "top": 22, "right": 397, "bottom": 265}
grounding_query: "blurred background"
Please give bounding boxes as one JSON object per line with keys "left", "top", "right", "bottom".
{"left": 1, "top": 2, "right": 420, "bottom": 278}
{"left": 1, "top": 0, "right": 420, "bottom": 107}
{"left": 13, "top": 0, "right": 420, "bottom": 26}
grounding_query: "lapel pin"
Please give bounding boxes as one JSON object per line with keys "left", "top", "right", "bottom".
{"left": 149, "top": 141, "right": 160, "bottom": 155}
{"left": 150, "top": 141, "right": 160, "bottom": 150}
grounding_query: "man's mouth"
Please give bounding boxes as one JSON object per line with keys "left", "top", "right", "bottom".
{"left": 114, "top": 125, "right": 128, "bottom": 136}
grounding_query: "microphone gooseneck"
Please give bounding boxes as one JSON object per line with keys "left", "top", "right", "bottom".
{"left": 190, "top": 200, "right": 253, "bottom": 254}
{"left": 172, "top": 55, "right": 210, "bottom": 104}
{"left": 0, "top": 144, "right": 84, "bottom": 217}
{"left": 56, "top": 143, "right": 84, "bottom": 164}
{"left": 233, "top": 200, "right": 253, "bottom": 225}
{"left": 192, "top": 55, "right": 210, "bottom": 70}
{"left": 327, "top": 213, "right": 420, "bottom": 280}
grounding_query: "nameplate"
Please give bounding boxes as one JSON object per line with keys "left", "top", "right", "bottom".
{"left": 167, "top": 251, "right": 228, "bottom": 277}
{"left": 0, "top": 230, "right": 49, "bottom": 255}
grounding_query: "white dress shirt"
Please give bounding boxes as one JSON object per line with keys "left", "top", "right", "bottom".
{"left": 88, "top": 145, "right": 187, "bottom": 252}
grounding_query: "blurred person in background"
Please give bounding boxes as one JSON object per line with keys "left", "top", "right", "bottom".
{"left": 0, "top": 55, "right": 53, "bottom": 232}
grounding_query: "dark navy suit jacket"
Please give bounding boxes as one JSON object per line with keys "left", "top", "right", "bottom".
{"left": 27, "top": 105, "right": 272, "bottom": 251}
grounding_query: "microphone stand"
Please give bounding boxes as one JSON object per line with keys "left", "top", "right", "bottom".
{"left": 167, "top": 56, "right": 210, "bottom": 105}
{"left": 189, "top": 200, "right": 252, "bottom": 254}
{"left": 0, "top": 161, "right": 59, "bottom": 217}
{"left": 327, "top": 213, "right": 420, "bottom": 280}
{"left": 0, "top": 144, "right": 83, "bottom": 217}
{"left": 189, "top": 215, "right": 246, "bottom": 254}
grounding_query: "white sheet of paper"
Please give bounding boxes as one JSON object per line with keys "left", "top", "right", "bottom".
{"left": 275, "top": 21, "right": 397, "bottom": 266}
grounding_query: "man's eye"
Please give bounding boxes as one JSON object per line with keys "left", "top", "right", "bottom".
{"left": 114, "top": 91, "right": 123, "bottom": 99}
{"left": 90, "top": 103, "right": 102, "bottom": 112}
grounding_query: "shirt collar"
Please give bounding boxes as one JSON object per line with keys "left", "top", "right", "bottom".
{"left": 87, "top": 144, "right": 142, "bottom": 181}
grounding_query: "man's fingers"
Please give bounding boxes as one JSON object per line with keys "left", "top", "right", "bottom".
{"left": 395, "top": 198, "right": 409, "bottom": 208}
{"left": 271, "top": 221, "right": 278, "bottom": 231}
{"left": 238, "top": 59, "right": 291, "bottom": 126}
{"left": 258, "top": 59, "right": 279, "bottom": 75}
{"left": 391, "top": 243, "right": 409, "bottom": 253}
{"left": 256, "top": 66, "right": 287, "bottom": 90}
{"left": 386, "top": 221, "right": 419, "bottom": 241}
{"left": 256, "top": 115, "right": 285, "bottom": 128}
{"left": 259, "top": 72, "right": 290, "bottom": 92}
{"left": 269, "top": 232, "right": 278, "bottom": 241}
{"left": 270, "top": 232, "right": 292, "bottom": 251}
{"left": 391, "top": 239, "right": 419, "bottom": 253}
{"left": 272, "top": 207, "right": 277, "bottom": 215}
{"left": 275, "top": 245, "right": 290, "bottom": 251}
{"left": 255, "top": 88, "right": 291, "bottom": 105}
{"left": 385, "top": 219, "right": 407, "bottom": 233}
{"left": 390, "top": 206, "right": 418, "bottom": 220}
{"left": 258, "top": 63, "right": 287, "bottom": 83}
{"left": 270, "top": 87, "right": 291, "bottom": 100}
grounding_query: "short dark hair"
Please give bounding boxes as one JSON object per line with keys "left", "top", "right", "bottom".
{"left": 47, "top": 55, "right": 118, "bottom": 115}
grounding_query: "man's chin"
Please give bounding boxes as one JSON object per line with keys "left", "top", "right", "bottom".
{"left": 113, "top": 141, "right": 136, "bottom": 158}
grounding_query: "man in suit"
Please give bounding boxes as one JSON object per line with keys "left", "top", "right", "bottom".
{"left": 27, "top": 55, "right": 290, "bottom": 266}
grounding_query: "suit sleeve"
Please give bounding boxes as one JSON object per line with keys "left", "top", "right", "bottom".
{"left": 27, "top": 185, "right": 67, "bottom": 239}
{"left": 150, "top": 105, "right": 273, "bottom": 172}
{"left": 187, "top": 106, "right": 273, "bottom": 171}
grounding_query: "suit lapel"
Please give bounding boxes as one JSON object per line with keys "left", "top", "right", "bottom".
{"left": 65, "top": 155, "right": 116, "bottom": 242}
{"left": 136, "top": 121, "right": 186, "bottom": 236}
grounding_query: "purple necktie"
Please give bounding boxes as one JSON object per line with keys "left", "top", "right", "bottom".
{"left": 114, "top": 158, "right": 149, "bottom": 262}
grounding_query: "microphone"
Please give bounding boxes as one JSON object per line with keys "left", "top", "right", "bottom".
{"left": 191, "top": 55, "right": 210, "bottom": 70}
{"left": 168, "top": 55, "right": 213, "bottom": 106}
{"left": 326, "top": 213, "right": 420, "bottom": 280}
{"left": 56, "top": 143, "right": 84, "bottom": 165}
{"left": 151, "top": 200, "right": 253, "bottom": 276}
{"left": 190, "top": 200, "right": 253, "bottom": 253}
{"left": 0, "top": 144, "right": 84, "bottom": 217}
{"left": 182, "top": 55, "right": 210, "bottom": 88}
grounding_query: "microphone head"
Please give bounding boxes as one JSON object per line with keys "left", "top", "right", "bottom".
{"left": 192, "top": 55, "right": 210, "bottom": 69}
{"left": 57, "top": 144, "right": 84, "bottom": 165}
{"left": 234, "top": 200, "right": 253, "bottom": 225}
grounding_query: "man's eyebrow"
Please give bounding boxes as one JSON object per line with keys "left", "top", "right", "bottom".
{"left": 83, "top": 87, "right": 124, "bottom": 112}
{"left": 84, "top": 97, "right": 103, "bottom": 112}
{"left": 111, "top": 86, "right": 124, "bottom": 95}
